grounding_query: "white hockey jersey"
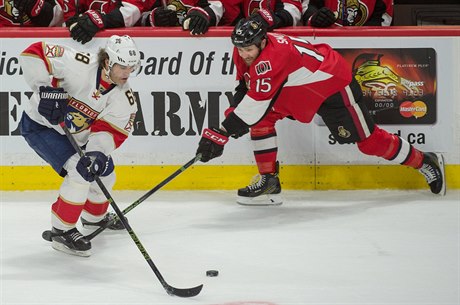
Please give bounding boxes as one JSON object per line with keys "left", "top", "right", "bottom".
{"left": 19, "top": 42, "right": 137, "bottom": 155}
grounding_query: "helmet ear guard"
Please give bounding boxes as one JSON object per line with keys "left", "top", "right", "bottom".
{"left": 105, "top": 35, "right": 141, "bottom": 75}
{"left": 231, "top": 18, "right": 267, "bottom": 48}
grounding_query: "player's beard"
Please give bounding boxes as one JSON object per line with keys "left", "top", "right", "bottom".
{"left": 244, "top": 57, "right": 255, "bottom": 66}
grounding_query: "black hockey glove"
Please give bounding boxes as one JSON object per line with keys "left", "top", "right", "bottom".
{"left": 196, "top": 127, "right": 229, "bottom": 162}
{"left": 13, "top": 0, "right": 44, "bottom": 17}
{"left": 37, "top": 86, "right": 68, "bottom": 125}
{"left": 76, "top": 151, "right": 114, "bottom": 182}
{"left": 69, "top": 10, "right": 105, "bottom": 44}
{"left": 223, "top": 108, "right": 249, "bottom": 139}
{"left": 306, "top": 7, "right": 337, "bottom": 27}
{"left": 183, "top": 7, "right": 210, "bottom": 35}
{"left": 148, "top": 7, "right": 177, "bottom": 26}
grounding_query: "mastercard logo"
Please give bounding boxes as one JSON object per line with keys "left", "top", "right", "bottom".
{"left": 399, "top": 101, "right": 427, "bottom": 118}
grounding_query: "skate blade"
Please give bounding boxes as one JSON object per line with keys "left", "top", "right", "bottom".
{"left": 237, "top": 194, "right": 283, "bottom": 206}
{"left": 51, "top": 241, "right": 91, "bottom": 257}
{"left": 436, "top": 153, "right": 446, "bottom": 196}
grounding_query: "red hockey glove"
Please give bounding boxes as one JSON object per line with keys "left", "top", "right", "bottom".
{"left": 183, "top": 7, "right": 210, "bottom": 35}
{"left": 250, "top": 8, "right": 275, "bottom": 29}
{"left": 196, "top": 127, "right": 229, "bottom": 162}
{"left": 307, "top": 7, "right": 337, "bottom": 27}
{"left": 150, "top": 7, "right": 177, "bottom": 26}
{"left": 13, "top": 0, "right": 44, "bottom": 17}
{"left": 69, "top": 10, "right": 105, "bottom": 44}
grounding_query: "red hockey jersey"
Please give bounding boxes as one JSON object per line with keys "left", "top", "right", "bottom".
{"left": 220, "top": 0, "right": 302, "bottom": 26}
{"left": 0, "top": 0, "right": 63, "bottom": 26}
{"left": 229, "top": 33, "right": 352, "bottom": 127}
{"left": 303, "top": 0, "right": 393, "bottom": 26}
{"left": 57, "top": 0, "right": 154, "bottom": 25}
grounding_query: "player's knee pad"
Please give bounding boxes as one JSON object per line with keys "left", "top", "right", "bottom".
{"left": 59, "top": 155, "right": 91, "bottom": 203}
{"left": 88, "top": 171, "right": 116, "bottom": 202}
{"left": 98, "top": 171, "right": 116, "bottom": 188}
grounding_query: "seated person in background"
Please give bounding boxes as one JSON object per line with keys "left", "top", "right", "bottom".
{"left": 219, "top": 0, "right": 302, "bottom": 29}
{"left": 302, "top": 0, "right": 393, "bottom": 27}
{"left": 58, "top": 0, "right": 156, "bottom": 44}
{"left": 1, "top": 0, "right": 63, "bottom": 26}
{"left": 138, "top": 0, "right": 224, "bottom": 36}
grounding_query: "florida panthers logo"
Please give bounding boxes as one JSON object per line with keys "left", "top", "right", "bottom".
{"left": 65, "top": 98, "right": 99, "bottom": 132}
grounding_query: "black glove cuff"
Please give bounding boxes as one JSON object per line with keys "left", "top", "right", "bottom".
{"left": 222, "top": 112, "right": 250, "bottom": 137}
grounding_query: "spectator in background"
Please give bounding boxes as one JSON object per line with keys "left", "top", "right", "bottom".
{"left": 0, "top": 0, "right": 63, "bottom": 26}
{"left": 302, "top": 0, "right": 393, "bottom": 27}
{"left": 58, "top": 0, "right": 156, "bottom": 44}
{"left": 219, "top": 0, "right": 302, "bottom": 29}
{"left": 138, "top": 0, "right": 223, "bottom": 36}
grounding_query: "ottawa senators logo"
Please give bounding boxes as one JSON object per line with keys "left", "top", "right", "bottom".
{"left": 166, "top": 0, "right": 188, "bottom": 25}
{"left": 0, "top": 0, "right": 30, "bottom": 25}
{"left": 255, "top": 60, "right": 272, "bottom": 76}
{"left": 337, "top": 0, "right": 369, "bottom": 26}
{"left": 337, "top": 126, "right": 351, "bottom": 138}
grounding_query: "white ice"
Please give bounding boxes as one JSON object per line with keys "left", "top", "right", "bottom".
{"left": 1, "top": 189, "right": 459, "bottom": 305}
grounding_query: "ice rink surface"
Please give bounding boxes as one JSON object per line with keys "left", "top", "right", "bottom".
{"left": 1, "top": 189, "right": 459, "bottom": 305}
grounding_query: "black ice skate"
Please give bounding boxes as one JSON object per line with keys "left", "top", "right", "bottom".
{"left": 418, "top": 152, "right": 446, "bottom": 195}
{"left": 81, "top": 212, "right": 127, "bottom": 230}
{"left": 237, "top": 172, "right": 282, "bottom": 206}
{"left": 51, "top": 227, "right": 91, "bottom": 257}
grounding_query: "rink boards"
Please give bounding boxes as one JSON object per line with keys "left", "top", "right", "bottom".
{"left": 0, "top": 27, "right": 459, "bottom": 190}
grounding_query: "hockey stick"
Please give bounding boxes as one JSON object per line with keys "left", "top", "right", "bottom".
{"left": 86, "top": 153, "right": 200, "bottom": 240}
{"left": 42, "top": 154, "right": 201, "bottom": 241}
{"left": 59, "top": 124, "right": 203, "bottom": 298}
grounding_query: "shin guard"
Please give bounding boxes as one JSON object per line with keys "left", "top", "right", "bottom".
{"left": 357, "top": 125, "right": 423, "bottom": 168}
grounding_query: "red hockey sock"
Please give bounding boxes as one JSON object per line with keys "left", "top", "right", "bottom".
{"left": 83, "top": 199, "right": 110, "bottom": 217}
{"left": 51, "top": 196, "right": 85, "bottom": 226}
{"left": 357, "top": 126, "right": 423, "bottom": 169}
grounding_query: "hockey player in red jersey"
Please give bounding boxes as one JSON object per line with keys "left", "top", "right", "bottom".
{"left": 0, "top": 0, "right": 63, "bottom": 26}
{"left": 19, "top": 35, "right": 140, "bottom": 256}
{"left": 58, "top": 0, "right": 155, "bottom": 44}
{"left": 137, "top": 0, "right": 224, "bottom": 35}
{"left": 219, "top": 0, "right": 302, "bottom": 28}
{"left": 302, "top": 0, "right": 393, "bottom": 27}
{"left": 195, "top": 18, "right": 446, "bottom": 205}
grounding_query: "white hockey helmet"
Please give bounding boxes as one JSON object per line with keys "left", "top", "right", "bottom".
{"left": 105, "top": 35, "right": 141, "bottom": 73}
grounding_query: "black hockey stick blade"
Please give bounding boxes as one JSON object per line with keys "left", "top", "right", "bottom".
{"left": 165, "top": 283, "right": 203, "bottom": 297}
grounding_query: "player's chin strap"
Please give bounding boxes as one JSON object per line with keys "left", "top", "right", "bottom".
{"left": 103, "top": 66, "right": 115, "bottom": 84}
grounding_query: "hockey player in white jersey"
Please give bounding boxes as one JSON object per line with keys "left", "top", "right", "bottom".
{"left": 19, "top": 35, "right": 140, "bottom": 257}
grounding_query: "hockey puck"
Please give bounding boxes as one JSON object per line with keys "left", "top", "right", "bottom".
{"left": 206, "top": 270, "right": 219, "bottom": 277}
